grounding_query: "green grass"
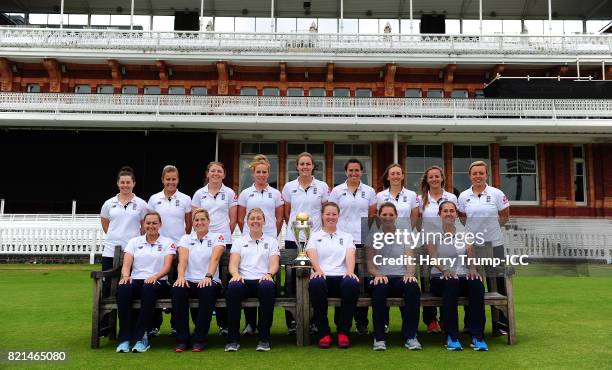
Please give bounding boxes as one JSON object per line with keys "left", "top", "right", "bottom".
{"left": 0, "top": 264, "right": 611, "bottom": 369}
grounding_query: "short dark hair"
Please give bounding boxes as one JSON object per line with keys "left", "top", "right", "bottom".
{"left": 344, "top": 158, "right": 364, "bottom": 171}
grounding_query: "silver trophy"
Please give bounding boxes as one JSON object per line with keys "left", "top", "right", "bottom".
{"left": 292, "top": 212, "right": 312, "bottom": 267}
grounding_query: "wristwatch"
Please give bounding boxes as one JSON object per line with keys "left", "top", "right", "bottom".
{"left": 205, "top": 273, "right": 213, "bottom": 278}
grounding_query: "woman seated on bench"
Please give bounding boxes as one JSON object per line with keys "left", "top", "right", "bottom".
{"left": 366, "top": 202, "right": 421, "bottom": 351}
{"left": 116, "top": 211, "right": 176, "bottom": 353}
{"left": 427, "top": 201, "right": 488, "bottom": 351}
{"left": 225, "top": 208, "right": 280, "bottom": 352}
{"left": 171, "top": 208, "right": 225, "bottom": 352}
{"left": 307, "top": 201, "right": 360, "bottom": 349}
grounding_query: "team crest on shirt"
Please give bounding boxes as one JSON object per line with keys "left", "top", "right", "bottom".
{"left": 313, "top": 187, "right": 318, "bottom": 195}
{"left": 264, "top": 242, "right": 268, "bottom": 249}
{"left": 158, "top": 246, "right": 162, "bottom": 251}
{"left": 207, "top": 240, "right": 212, "bottom": 248}
{"left": 132, "top": 203, "right": 137, "bottom": 210}
{"left": 339, "top": 238, "right": 344, "bottom": 246}
{"left": 403, "top": 196, "right": 407, "bottom": 202}
{"left": 175, "top": 199, "right": 180, "bottom": 207}
{"left": 221, "top": 193, "right": 226, "bottom": 200}
{"left": 268, "top": 193, "right": 272, "bottom": 199}
{"left": 486, "top": 196, "right": 491, "bottom": 202}
{"left": 361, "top": 191, "right": 365, "bottom": 198}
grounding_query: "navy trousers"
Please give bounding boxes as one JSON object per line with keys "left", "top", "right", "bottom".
{"left": 371, "top": 277, "right": 420, "bottom": 341}
{"left": 172, "top": 282, "right": 221, "bottom": 345}
{"left": 429, "top": 277, "right": 485, "bottom": 340}
{"left": 309, "top": 276, "right": 359, "bottom": 338}
{"left": 226, "top": 279, "right": 276, "bottom": 343}
{"left": 117, "top": 279, "right": 170, "bottom": 343}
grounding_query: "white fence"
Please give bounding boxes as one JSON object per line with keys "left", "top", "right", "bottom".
{"left": 1, "top": 93, "right": 612, "bottom": 120}
{"left": 1, "top": 27, "right": 611, "bottom": 57}
{"left": 0, "top": 215, "right": 610, "bottom": 264}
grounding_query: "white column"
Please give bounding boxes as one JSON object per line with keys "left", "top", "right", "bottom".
{"left": 340, "top": 0, "right": 344, "bottom": 33}
{"left": 602, "top": 61, "right": 606, "bottom": 80}
{"left": 409, "top": 0, "right": 413, "bottom": 33}
{"left": 200, "top": 0, "right": 205, "bottom": 31}
{"left": 393, "top": 133, "right": 399, "bottom": 163}
{"left": 130, "top": 0, "right": 134, "bottom": 30}
{"left": 548, "top": 0, "right": 552, "bottom": 35}
{"left": 0, "top": 199, "right": 4, "bottom": 215}
{"left": 271, "top": 0, "right": 275, "bottom": 32}
{"left": 479, "top": 0, "right": 483, "bottom": 35}
{"left": 215, "top": 132, "right": 220, "bottom": 161}
{"left": 60, "top": 0, "right": 65, "bottom": 29}
{"left": 577, "top": 59, "right": 580, "bottom": 78}
{"left": 71, "top": 200, "right": 77, "bottom": 219}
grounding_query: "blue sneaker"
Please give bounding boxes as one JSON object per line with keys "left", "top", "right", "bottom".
{"left": 445, "top": 336, "right": 463, "bottom": 351}
{"left": 132, "top": 335, "right": 150, "bottom": 353}
{"left": 470, "top": 337, "right": 489, "bottom": 351}
{"left": 115, "top": 341, "right": 130, "bottom": 353}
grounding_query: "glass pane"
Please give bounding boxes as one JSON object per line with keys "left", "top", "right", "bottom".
{"left": 518, "top": 146, "right": 537, "bottom": 173}
{"left": 122, "top": 86, "right": 137, "bottom": 94}
{"left": 27, "top": 84, "right": 40, "bottom": 93}
{"left": 574, "top": 175, "right": 585, "bottom": 203}
{"left": 452, "top": 145, "right": 471, "bottom": 172}
{"left": 475, "top": 90, "right": 485, "bottom": 98}
{"left": 309, "top": 88, "right": 326, "bottom": 97}
{"left": 406, "top": 173, "right": 422, "bottom": 192}
{"left": 75, "top": 85, "right": 91, "bottom": 94}
{"left": 263, "top": 87, "right": 279, "bottom": 96}
{"left": 287, "top": 143, "right": 305, "bottom": 155}
{"left": 471, "top": 145, "right": 490, "bottom": 159}
{"left": 144, "top": 86, "right": 160, "bottom": 95}
{"left": 406, "top": 156, "right": 423, "bottom": 173}
{"left": 241, "top": 143, "right": 259, "bottom": 155}
{"left": 260, "top": 143, "right": 278, "bottom": 155}
{"left": 334, "top": 144, "right": 352, "bottom": 155}
{"left": 451, "top": 90, "right": 468, "bottom": 98}
{"left": 240, "top": 87, "right": 257, "bottom": 96}
{"left": 427, "top": 89, "right": 443, "bottom": 98}
{"left": 97, "top": 85, "right": 113, "bottom": 94}
{"left": 452, "top": 175, "right": 471, "bottom": 198}
{"left": 405, "top": 89, "right": 422, "bottom": 98}
{"left": 307, "top": 143, "right": 325, "bottom": 154}
{"left": 573, "top": 145, "right": 584, "bottom": 159}
{"left": 191, "top": 87, "right": 208, "bottom": 95}
{"left": 353, "top": 144, "right": 371, "bottom": 156}
{"left": 575, "top": 162, "right": 584, "bottom": 176}
{"left": 355, "top": 89, "right": 372, "bottom": 98}
{"left": 333, "top": 159, "right": 345, "bottom": 173}
{"left": 287, "top": 88, "right": 304, "bottom": 97}
{"left": 168, "top": 86, "right": 185, "bottom": 95}
{"left": 424, "top": 145, "right": 443, "bottom": 168}
{"left": 333, "top": 88, "right": 350, "bottom": 97}
{"left": 406, "top": 145, "right": 424, "bottom": 157}
{"left": 499, "top": 146, "right": 517, "bottom": 173}
{"left": 500, "top": 174, "right": 537, "bottom": 202}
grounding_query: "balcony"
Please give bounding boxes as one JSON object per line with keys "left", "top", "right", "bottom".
{"left": 1, "top": 27, "right": 611, "bottom": 63}
{"left": 0, "top": 93, "right": 611, "bottom": 134}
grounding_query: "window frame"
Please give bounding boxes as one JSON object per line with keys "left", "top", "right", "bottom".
{"left": 286, "top": 142, "right": 326, "bottom": 183}
{"left": 238, "top": 142, "right": 279, "bottom": 192}
{"left": 573, "top": 145, "right": 587, "bottom": 206}
{"left": 452, "top": 144, "right": 491, "bottom": 197}
{"left": 405, "top": 144, "right": 445, "bottom": 192}
{"left": 498, "top": 144, "right": 539, "bottom": 205}
{"left": 333, "top": 143, "right": 372, "bottom": 187}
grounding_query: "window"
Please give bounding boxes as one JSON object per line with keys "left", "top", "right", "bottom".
{"left": 122, "top": 85, "right": 138, "bottom": 94}
{"left": 75, "top": 85, "right": 91, "bottom": 94}
{"left": 287, "top": 88, "right": 304, "bottom": 97}
{"left": 96, "top": 85, "right": 113, "bottom": 94}
{"left": 240, "top": 87, "right": 257, "bottom": 96}
{"left": 475, "top": 90, "right": 485, "bottom": 99}
{"left": 333, "top": 88, "right": 350, "bottom": 97}
{"left": 452, "top": 145, "right": 490, "bottom": 196}
{"left": 191, "top": 87, "right": 208, "bottom": 95}
{"left": 308, "top": 88, "right": 326, "bottom": 97}
{"left": 26, "top": 84, "right": 40, "bottom": 93}
{"left": 427, "top": 89, "right": 444, "bottom": 98}
{"left": 168, "top": 86, "right": 185, "bottom": 95}
{"left": 355, "top": 89, "right": 372, "bottom": 98}
{"left": 144, "top": 86, "right": 160, "bottom": 95}
{"left": 451, "top": 89, "right": 468, "bottom": 98}
{"left": 239, "top": 142, "right": 279, "bottom": 191}
{"left": 333, "top": 143, "right": 372, "bottom": 186}
{"left": 405, "top": 89, "right": 422, "bottom": 98}
{"left": 405, "top": 144, "right": 444, "bottom": 192}
{"left": 286, "top": 143, "right": 326, "bottom": 182}
{"left": 263, "top": 87, "right": 279, "bottom": 96}
{"left": 573, "top": 145, "right": 587, "bottom": 205}
{"left": 499, "top": 145, "right": 538, "bottom": 203}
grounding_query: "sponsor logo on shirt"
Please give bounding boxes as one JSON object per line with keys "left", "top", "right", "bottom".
{"left": 249, "top": 194, "right": 255, "bottom": 198}
{"left": 242, "top": 244, "right": 249, "bottom": 248}
{"left": 111, "top": 204, "right": 117, "bottom": 208}
{"left": 466, "top": 198, "right": 471, "bottom": 203}
{"left": 157, "top": 201, "right": 162, "bottom": 205}
{"left": 502, "top": 195, "right": 509, "bottom": 204}
{"left": 170, "top": 243, "right": 176, "bottom": 250}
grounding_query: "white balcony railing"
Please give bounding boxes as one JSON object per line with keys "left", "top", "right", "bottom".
{"left": 1, "top": 27, "right": 611, "bottom": 57}
{"left": 1, "top": 93, "right": 612, "bottom": 121}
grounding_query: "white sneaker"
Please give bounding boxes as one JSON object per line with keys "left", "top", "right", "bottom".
{"left": 373, "top": 340, "right": 387, "bottom": 351}
{"left": 241, "top": 324, "right": 255, "bottom": 336}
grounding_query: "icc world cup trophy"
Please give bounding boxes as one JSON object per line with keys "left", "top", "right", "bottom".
{"left": 292, "top": 212, "right": 312, "bottom": 267}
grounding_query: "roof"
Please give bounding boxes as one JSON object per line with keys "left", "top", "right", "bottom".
{"left": 4, "top": 0, "right": 612, "bottom": 20}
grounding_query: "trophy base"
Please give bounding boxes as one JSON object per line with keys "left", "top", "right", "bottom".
{"left": 293, "top": 256, "right": 312, "bottom": 268}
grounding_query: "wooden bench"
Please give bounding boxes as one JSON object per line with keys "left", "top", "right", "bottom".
{"left": 313, "top": 248, "right": 516, "bottom": 346}
{"left": 92, "top": 246, "right": 516, "bottom": 348}
{"left": 91, "top": 246, "right": 302, "bottom": 348}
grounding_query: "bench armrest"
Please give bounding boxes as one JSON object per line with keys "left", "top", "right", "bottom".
{"left": 90, "top": 267, "right": 121, "bottom": 279}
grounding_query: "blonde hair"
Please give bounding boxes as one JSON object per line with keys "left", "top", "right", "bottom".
{"left": 249, "top": 154, "right": 271, "bottom": 171}
{"left": 161, "top": 165, "right": 178, "bottom": 180}
{"left": 468, "top": 160, "right": 488, "bottom": 175}
{"left": 192, "top": 208, "right": 210, "bottom": 222}
{"left": 419, "top": 165, "right": 445, "bottom": 209}
{"left": 247, "top": 207, "right": 266, "bottom": 221}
